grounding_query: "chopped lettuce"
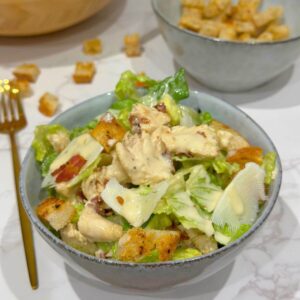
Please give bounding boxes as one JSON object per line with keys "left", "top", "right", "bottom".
{"left": 262, "top": 152, "right": 276, "bottom": 185}
{"left": 160, "top": 94, "right": 181, "bottom": 125}
{"left": 198, "top": 112, "right": 213, "bottom": 125}
{"left": 214, "top": 224, "right": 251, "bottom": 245}
{"left": 69, "top": 118, "right": 98, "bottom": 140}
{"left": 145, "top": 214, "right": 172, "bottom": 230}
{"left": 148, "top": 68, "right": 189, "bottom": 103}
{"left": 168, "top": 191, "right": 214, "bottom": 236}
{"left": 154, "top": 197, "right": 173, "bottom": 215}
{"left": 32, "top": 124, "right": 69, "bottom": 162}
{"left": 71, "top": 203, "right": 85, "bottom": 223}
{"left": 101, "top": 178, "right": 169, "bottom": 227}
{"left": 172, "top": 248, "right": 201, "bottom": 260}
{"left": 40, "top": 152, "right": 58, "bottom": 177}
{"left": 138, "top": 250, "right": 160, "bottom": 263}
{"left": 186, "top": 165, "right": 223, "bottom": 212}
{"left": 114, "top": 70, "right": 157, "bottom": 101}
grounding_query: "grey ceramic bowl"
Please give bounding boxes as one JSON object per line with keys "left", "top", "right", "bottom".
{"left": 20, "top": 91, "right": 282, "bottom": 289}
{"left": 152, "top": 0, "right": 300, "bottom": 92}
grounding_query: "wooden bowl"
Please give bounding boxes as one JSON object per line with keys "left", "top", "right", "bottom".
{"left": 0, "top": 0, "right": 111, "bottom": 37}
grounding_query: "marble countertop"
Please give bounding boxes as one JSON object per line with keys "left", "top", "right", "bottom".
{"left": 1, "top": 1, "right": 300, "bottom": 299}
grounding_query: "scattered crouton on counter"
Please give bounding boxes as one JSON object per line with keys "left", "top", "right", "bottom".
{"left": 9, "top": 78, "right": 32, "bottom": 98}
{"left": 38, "top": 92, "right": 59, "bottom": 117}
{"left": 36, "top": 197, "right": 75, "bottom": 231}
{"left": 13, "top": 63, "right": 40, "bottom": 82}
{"left": 124, "top": 33, "right": 141, "bottom": 57}
{"left": 83, "top": 38, "right": 102, "bottom": 55}
{"left": 73, "top": 62, "right": 96, "bottom": 83}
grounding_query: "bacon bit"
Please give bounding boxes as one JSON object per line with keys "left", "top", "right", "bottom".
{"left": 154, "top": 103, "right": 167, "bottom": 113}
{"left": 52, "top": 154, "right": 87, "bottom": 183}
{"left": 135, "top": 81, "right": 148, "bottom": 88}
{"left": 116, "top": 196, "right": 124, "bottom": 205}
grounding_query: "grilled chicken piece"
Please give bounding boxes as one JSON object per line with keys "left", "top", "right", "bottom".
{"left": 60, "top": 223, "right": 97, "bottom": 255}
{"left": 117, "top": 228, "right": 180, "bottom": 262}
{"left": 116, "top": 132, "right": 173, "bottom": 185}
{"left": 36, "top": 197, "right": 75, "bottom": 231}
{"left": 78, "top": 205, "right": 123, "bottom": 242}
{"left": 129, "top": 104, "right": 170, "bottom": 133}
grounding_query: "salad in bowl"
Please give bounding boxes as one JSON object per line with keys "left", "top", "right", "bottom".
{"left": 32, "top": 69, "right": 276, "bottom": 263}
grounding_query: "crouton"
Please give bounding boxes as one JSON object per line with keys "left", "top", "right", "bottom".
{"left": 91, "top": 113, "right": 126, "bottom": 152}
{"left": 13, "top": 63, "right": 40, "bottom": 82}
{"left": 73, "top": 62, "right": 96, "bottom": 84}
{"left": 124, "top": 33, "right": 141, "bottom": 57}
{"left": 38, "top": 92, "right": 59, "bottom": 117}
{"left": 83, "top": 38, "right": 102, "bottom": 55}
{"left": 117, "top": 228, "right": 180, "bottom": 262}
{"left": 181, "top": 0, "right": 205, "bottom": 9}
{"left": 179, "top": 15, "right": 203, "bottom": 32}
{"left": 9, "top": 78, "right": 32, "bottom": 98}
{"left": 36, "top": 197, "right": 75, "bottom": 231}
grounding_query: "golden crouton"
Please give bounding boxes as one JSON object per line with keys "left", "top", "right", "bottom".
{"left": 83, "top": 38, "right": 102, "bottom": 55}
{"left": 91, "top": 114, "right": 126, "bottom": 152}
{"left": 117, "top": 228, "right": 180, "bottom": 262}
{"left": 219, "top": 24, "right": 237, "bottom": 41}
{"left": 13, "top": 63, "right": 40, "bottom": 83}
{"left": 238, "top": 32, "right": 252, "bottom": 42}
{"left": 235, "top": 0, "right": 261, "bottom": 22}
{"left": 199, "top": 20, "right": 221, "bottom": 37}
{"left": 234, "top": 21, "right": 256, "bottom": 35}
{"left": 9, "top": 78, "right": 32, "bottom": 98}
{"left": 181, "top": 0, "right": 205, "bottom": 9}
{"left": 253, "top": 6, "right": 283, "bottom": 28}
{"left": 73, "top": 62, "right": 96, "bottom": 84}
{"left": 38, "top": 92, "right": 59, "bottom": 117}
{"left": 182, "top": 6, "right": 202, "bottom": 18}
{"left": 179, "top": 15, "right": 203, "bottom": 32}
{"left": 267, "top": 24, "right": 290, "bottom": 41}
{"left": 36, "top": 198, "right": 75, "bottom": 231}
{"left": 257, "top": 31, "right": 274, "bottom": 42}
{"left": 124, "top": 33, "right": 142, "bottom": 57}
{"left": 227, "top": 146, "right": 263, "bottom": 168}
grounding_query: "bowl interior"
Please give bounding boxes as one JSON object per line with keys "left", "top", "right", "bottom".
{"left": 20, "top": 91, "right": 282, "bottom": 265}
{"left": 153, "top": 0, "right": 300, "bottom": 40}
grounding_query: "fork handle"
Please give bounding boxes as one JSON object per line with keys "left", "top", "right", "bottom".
{"left": 9, "top": 132, "right": 38, "bottom": 290}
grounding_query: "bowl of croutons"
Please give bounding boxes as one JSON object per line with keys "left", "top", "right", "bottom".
{"left": 0, "top": 0, "right": 111, "bottom": 36}
{"left": 152, "top": 0, "right": 300, "bottom": 92}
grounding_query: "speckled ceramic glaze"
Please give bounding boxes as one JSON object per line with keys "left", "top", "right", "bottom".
{"left": 152, "top": 0, "right": 300, "bottom": 92}
{"left": 20, "top": 92, "right": 282, "bottom": 289}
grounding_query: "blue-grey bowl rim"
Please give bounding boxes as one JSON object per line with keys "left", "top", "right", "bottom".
{"left": 151, "top": 0, "right": 300, "bottom": 46}
{"left": 20, "top": 90, "right": 282, "bottom": 269}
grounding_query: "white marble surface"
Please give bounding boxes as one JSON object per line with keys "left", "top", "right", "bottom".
{"left": 1, "top": 0, "right": 300, "bottom": 299}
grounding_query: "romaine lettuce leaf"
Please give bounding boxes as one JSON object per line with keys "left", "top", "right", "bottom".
{"left": 69, "top": 118, "right": 98, "bottom": 140}
{"left": 32, "top": 124, "right": 69, "bottom": 162}
{"left": 71, "top": 203, "right": 85, "bottom": 223}
{"left": 138, "top": 250, "right": 160, "bottom": 263}
{"left": 172, "top": 248, "right": 201, "bottom": 260}
{"left": 214, "top": 224, "right": 251, "bottom": 245}
{"left": 262, "top": 152, "right": 276, "bottom": 185}
{"left": 101, "top": 178, "right": 169, "bottom": 227}
{"left": 167, "top": 191, "right": 214, "bottom": 236}
{"left": 145, "top": 214, "right": 172, "bottom": 230}
{"left": 40, "top": 151, "right": 58, "bottom": 177}
{"left": 186, "top": 165, "right": 223, "bottom": 212}
{"left": 160, "top": 94, "right": 181, "bottom": 125}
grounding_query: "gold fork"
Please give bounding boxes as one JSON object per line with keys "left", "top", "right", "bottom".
{"left": 0, "top": 80, "right": 38, "bottom": 290}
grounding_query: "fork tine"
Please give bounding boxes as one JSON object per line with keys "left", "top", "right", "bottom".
{"left": 1, "top": 92, "right": 8, "bottom": 122}
{"left": 15, "top": 91, "right": 25, "bottom": 121}
{"left": 8, "top": 95, "right": 16, "bottom": 121}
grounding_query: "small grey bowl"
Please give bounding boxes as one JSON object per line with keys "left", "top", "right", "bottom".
{"left": 20, "top": 91, "right": 282, "bottom": 289}
{"left": 152, "top": 0, "right": 300, "bottom": 92}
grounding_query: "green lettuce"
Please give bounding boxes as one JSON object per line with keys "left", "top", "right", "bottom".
{"left": 96, "top": 242, "right": 118, "bottom": 258}
{"left": 160, "top": 94, "right": 181, "bottom": 125}
{"left": 138, "top": 250, "right": 160, "bottom": 263}
{"left": 145, "top": 214, "right": 172, "bottom": 230}
{"left": 167, "top": 191, "right": 214, "bottom": 236}
{"left": 198, "top": 112, "right": 213, "bottom": 125}
{"left": 40, "top": 152, "right": 58, "bottom": 177}
{"left": 186, "top": 165, "right": 223, "bottom": 212}
{"left": 71, "top": 203, "right": 85, "bottom": 223}
{"left": 114, "top": 70, "right": 157, "bottom": 101}
{"left": 172, "top": 248, "right": 201, "bottom": 260}
{"left": 262, "top": 152, "right": 276, "bottom": 185}
{"left": 32, "top": 124, "right": 69, "bottom": 162}
{"left": 69, "top": 118, "right": 98, "bottom": 140}
{"left": 107, "top": 215, "right": 132, "bottom": 231}
{"left": 214, "top": 224, "right": 251, "bottom": 245}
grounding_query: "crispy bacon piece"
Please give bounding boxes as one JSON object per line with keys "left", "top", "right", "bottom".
{"left": 52, "top": 154, "right": 87, "bottom": 183}
{"left": 227, "top": 146, "right": 263, "bottom": 168}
